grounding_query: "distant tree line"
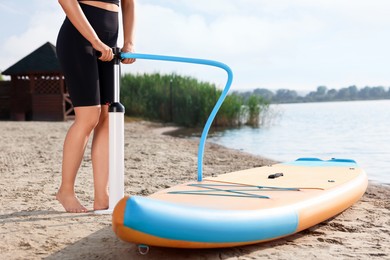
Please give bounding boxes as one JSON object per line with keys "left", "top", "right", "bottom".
{"left": 236, "top": 85, "right": 390, "bottom": 104}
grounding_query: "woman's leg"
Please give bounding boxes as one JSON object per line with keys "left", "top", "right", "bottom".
{"left": 56, "top": 106, "right": 101, "bottom": 213}
{"left": 91, "top": 105, "right": 110, "bottom": 210}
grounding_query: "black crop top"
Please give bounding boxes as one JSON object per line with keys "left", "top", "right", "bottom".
{"left": 78, "top": 0, "right": 120, "bottom": 6}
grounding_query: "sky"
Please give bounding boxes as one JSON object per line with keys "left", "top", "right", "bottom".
{"left": 1, "top": 0, "right": 390, "bottom": 92}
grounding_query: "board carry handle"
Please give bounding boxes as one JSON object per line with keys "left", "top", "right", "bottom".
{"left": 120, "top": 52, "right": 233, "bottom": 182}
{"left": 268, "top": 173, "right": 284, "bottom": 179}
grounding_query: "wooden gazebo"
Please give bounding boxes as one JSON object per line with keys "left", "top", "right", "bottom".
{"left": 2, "top": 42, "right": 74, "bottom": 121}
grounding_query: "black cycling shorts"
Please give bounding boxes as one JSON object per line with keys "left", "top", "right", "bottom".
{"left": 56, "top": 3, "right": 118, "bottom": 107}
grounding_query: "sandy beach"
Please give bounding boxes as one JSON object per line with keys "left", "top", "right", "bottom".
{"left": 0, "top": 121, "right": 389, "bottom": 260}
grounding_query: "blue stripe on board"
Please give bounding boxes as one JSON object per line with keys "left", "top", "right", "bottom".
{"left": 283, "top": 158, "right": 358, "bottom": 167}
{"left": 123, "top": 196, "right": 298, "bottom": 243}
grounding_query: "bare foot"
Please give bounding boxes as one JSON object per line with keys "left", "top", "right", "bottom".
{"left": 56, "top": 190, "right": 88, "bottom": 213}
{"left": 93, "top": 193, "right": 109, "bottom": 211}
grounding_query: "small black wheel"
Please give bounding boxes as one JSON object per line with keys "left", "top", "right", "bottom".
{"left": 138, "top": 244, "right": 150, "bottom": 255}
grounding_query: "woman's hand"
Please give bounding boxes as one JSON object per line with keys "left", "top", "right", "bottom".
{"left": 121, "top": 44, "right": 136, "bottom": 64}
{"left": 93, "top": 40, "right": 114, "bottom": 62}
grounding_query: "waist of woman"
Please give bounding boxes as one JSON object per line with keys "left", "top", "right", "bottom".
{"left": 79, "top": 1, "right": 119, "bottom": 12}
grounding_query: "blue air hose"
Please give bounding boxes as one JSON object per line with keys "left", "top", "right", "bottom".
{"left": 120, "top": 52, "right": 233, "bottom": 181}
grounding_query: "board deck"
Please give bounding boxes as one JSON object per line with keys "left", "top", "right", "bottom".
{"left": 112, "top": 158, "right": 367, "bottom": 248}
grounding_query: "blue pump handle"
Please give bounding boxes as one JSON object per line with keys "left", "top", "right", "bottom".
{"left": 120, "top": 52, "right": 233, "bottom": 181}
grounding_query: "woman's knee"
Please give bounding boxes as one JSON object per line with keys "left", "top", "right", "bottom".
{"left": 96, "top": 105, "right": 109, "bottom": 127}
{"left": 74, "top": 106, "right": 102, "bottom": 132}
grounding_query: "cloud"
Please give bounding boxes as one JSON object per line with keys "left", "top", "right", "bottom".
{"left": 0, "top": 2, "right": 23, "bottom": 14}
{"left": 123, "top": 1, "right": 332, "bottom": 89}
{"left": 1, "top": 2, "right": 63, "bottom": 72}
{"left": 2, "top": 1, "right": 390, "bottom": 90}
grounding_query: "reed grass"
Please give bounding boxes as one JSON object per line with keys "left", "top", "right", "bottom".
{"left": 121, "top": 73, "right": 269, "bottom": 127}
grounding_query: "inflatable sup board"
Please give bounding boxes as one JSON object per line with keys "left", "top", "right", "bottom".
{"left": 112, "top": 157, "right": 367, "bottom": 248}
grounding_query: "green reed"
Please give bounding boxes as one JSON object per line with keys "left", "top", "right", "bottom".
{"left": 121, "top": 73, "right": 269, "bottom": 127}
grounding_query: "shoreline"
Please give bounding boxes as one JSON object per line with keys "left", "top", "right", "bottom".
{"left": 161, "top": 124, "right": 390, "bottom": 187}
{"left": 0, "top": 121, "right": 389, "bottom": 259}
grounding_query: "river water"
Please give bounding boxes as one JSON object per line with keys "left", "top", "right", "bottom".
{"left": 208, "top": 100, "right": 390, "bottom": 184}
